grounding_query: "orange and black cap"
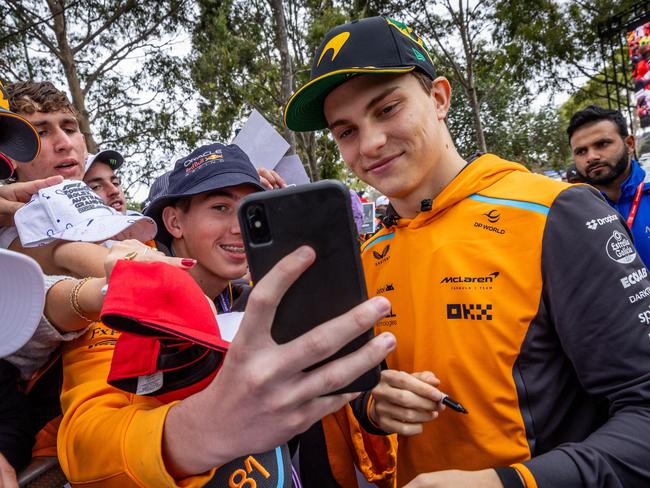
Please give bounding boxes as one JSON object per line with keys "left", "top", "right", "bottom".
{"left": 0, "top": 81, "right": 41, "bottom": 167}
{"left": 284, "top": 17, "right": 436, "bottom": 132}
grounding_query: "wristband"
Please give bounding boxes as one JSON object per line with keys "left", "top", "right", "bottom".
{"left": 494, "top": 467, "right": 525, "bottom": 488}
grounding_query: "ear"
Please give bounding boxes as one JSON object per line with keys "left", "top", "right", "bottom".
{"left": 430, "top": 76, "right": 452, "bottom": 120}
{"left": 624, "top": 134, "right": 636, "bottom": 155}
{"left": 162, "top": 206, "right": 184, "bottom": 240}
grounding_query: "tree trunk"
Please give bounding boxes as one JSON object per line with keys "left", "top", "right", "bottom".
{"left": 297, "top": 131, "right": 320, "bottom": 181}
{"left": 468, "top": 84, "right": 487, "bottom": 153}
{"left": 456, "top": 0, "right": 487, "bottom": 153}
{"left": 268, "top": 0, "right": 297, "bottom": 153}
{"left": 46, "top": 0, "right": 98, "bottom": 153}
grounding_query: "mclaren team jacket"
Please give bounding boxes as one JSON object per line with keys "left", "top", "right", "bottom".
{"left": 356, "top": 154, "right": 650, "bottom": 487}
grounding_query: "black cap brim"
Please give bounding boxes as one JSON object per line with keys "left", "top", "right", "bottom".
{"left": 0, "top": 109, "right": 40, "bottom": 162}
{"left": 284, "top": 66, "right": 415, "bottom": 132}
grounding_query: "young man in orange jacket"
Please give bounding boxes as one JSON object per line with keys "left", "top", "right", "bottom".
{"left": 285, "top": 16, "right": 650, "bottom": 488}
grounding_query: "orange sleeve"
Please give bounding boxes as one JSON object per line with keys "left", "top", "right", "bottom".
{"left": 322, "top": 404, "right": 397, "bottom": 488}
{"left": 57, "top": 323, "right": 215, "bottom": 487}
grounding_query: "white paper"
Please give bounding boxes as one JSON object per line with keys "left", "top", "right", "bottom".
{"left": 274, "top": 154, "right": 311, "bottom": 185}
{"left": 216, "top": 311, "right": 245, "bottom": 343}
{"left": 232, "top": 109, "right": 290, "bottom": 170}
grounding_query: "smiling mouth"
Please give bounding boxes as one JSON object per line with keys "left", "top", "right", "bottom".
{"left": 220, "top": 244, "right": 245, "bottom": 254}
{"left": 109, "top": 200, "right": 124, "bottom": 210}
{"left": 367, "top": 153, "right": 402, "bottom": 172}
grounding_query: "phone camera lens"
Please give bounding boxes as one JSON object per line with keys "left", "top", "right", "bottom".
{"left": 246, "top": 205, "right": 271, "bottom": 244}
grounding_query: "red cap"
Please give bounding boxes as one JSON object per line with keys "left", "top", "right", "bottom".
{"left": 107, "top": 331, "right": 222, "bottom": 402}
{"left": 101, "top": 260, "right": 229, "bottom": 351}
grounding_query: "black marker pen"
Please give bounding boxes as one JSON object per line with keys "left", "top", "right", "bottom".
{"left": 442, "top": 395, "right": 468, "bottom": 414}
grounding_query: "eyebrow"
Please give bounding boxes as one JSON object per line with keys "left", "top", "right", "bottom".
{"left": 85, "top": 176, "right": 119, "bottom": 185}
{"left": 328, "top": 86, "right": 400, "bottom": 130}
{"left": 30, "top": 116, "right": 79, "bottom": 127}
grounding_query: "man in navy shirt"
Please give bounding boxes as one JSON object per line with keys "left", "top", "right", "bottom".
{"left": 569, "top": 105, "right": 650, "bottom": 265}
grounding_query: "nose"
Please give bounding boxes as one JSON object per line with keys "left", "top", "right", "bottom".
{"left": 52, "top": 127, "right": 74, "bottom": 153}
{"left": 106, "top": 181, "right": 120, "bottom": 197}
{"left": 585, "top": 147, "right": 602, "bottom": 163}
{"left": 358, "top": 124, "right": 387, "bottom": 158}
{"left": 230, "top": 211, "right": 242, "bottom": 235}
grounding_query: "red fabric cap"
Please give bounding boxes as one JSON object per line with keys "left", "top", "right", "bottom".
{"left": 108, "top": 331, "right": 223, "bottom": 402}
{"left": 101, "top": 260, "right": 229, "bottom": 352}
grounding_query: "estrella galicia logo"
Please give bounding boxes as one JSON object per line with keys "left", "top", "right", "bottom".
{"left": 606, "top": 230, "right": 636, "bottom": 264}
{"left": 484, "top": 210, "right": 500, "bottom": 223}
{"left": 447, "top": 303, "right": 493, "bottom": 321}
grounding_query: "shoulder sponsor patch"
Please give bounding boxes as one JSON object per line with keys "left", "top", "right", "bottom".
{"left": 606, "top": 230, "right": 637, "bottom": 264}
{"left": 586, "top": 214, "right": 618, "bottom": 230}
{"left": 621, "top": 267, "right": 648, "bottom": 289}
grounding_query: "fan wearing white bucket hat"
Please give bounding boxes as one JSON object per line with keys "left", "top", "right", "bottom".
{"left": 1, "top": 82, "right": 155, "bottom": 278}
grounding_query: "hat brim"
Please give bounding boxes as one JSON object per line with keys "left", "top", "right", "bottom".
{"left": 0, "top": 109, "right": 41, "bottom": 162}
{"left": 53, "top": 215, "right": 157, "bottom": 246}
{"left": 284, "top": 66, "right": 416, "bottom": 132}
{"left": 0, "top": 249, "right": 45, "bottom": 357}
{"left": 0, "top": 153, "right": 14, "bottom": 179}
{"left": 107, "top": 332, "right": 223, "bottom": 400}
{"left": 144, "top": 172, "right": 266, "bottom": 246}
{"left": 85, "top": 150, "right": 125, "bottom": 172}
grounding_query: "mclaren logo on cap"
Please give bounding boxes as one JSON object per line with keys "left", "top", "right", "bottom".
{"left": 317, "top": 31, "right": 351, "bottom": 67}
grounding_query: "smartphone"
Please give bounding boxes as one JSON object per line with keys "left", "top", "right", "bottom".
{"left": 238, "top": 180, "right": 380, "bottom": 393}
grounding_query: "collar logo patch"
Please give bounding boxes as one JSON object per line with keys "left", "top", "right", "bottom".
{"left": 317, "top": 32, "right": 351, "bottom": 67}
{"left": 373, "top": 244, "right": 390, "bottom": 260}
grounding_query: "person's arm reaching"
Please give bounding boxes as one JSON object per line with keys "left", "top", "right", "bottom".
{"left": 162, "top": 246, "right": 395, "bottom": 476}
{"left": 58, "top": 246, "right": 395, "bottom": 486}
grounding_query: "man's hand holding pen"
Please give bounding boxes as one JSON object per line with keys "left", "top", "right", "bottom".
{"left": 369, "top": 370, "right": 466, "bottom": 436}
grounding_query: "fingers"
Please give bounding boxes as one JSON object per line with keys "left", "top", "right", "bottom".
{"left": 380, "top": 370, "right": 445, "bottom": 404}
{"left": 104, "top": 240, "right": 196, "bottom": 277}
{"left": 12, "top": 175, "right": 64, "bottom": 202}
{"left": 280, "top": 295, "right": 392, "bottom": 373}
{"left": 291, "top": 331, "right": 395, "bottom": 401}
{"left": 257, "top": 168, "right": 286, "bottom": 190}
{"left": 235, "top": 246, "right": 315, "bottom": 343}
{"left": 370, "top": 370, "right": 446, "bottom": 435}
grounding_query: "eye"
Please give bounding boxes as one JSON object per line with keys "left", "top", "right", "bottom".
{"left": 89, "top": 184, "right": 101, "bottom": 191}
{"left": 338, "top": 128, "right": 354, "bottom": 140}
{"left": 212, "top": 204, "right": 230, "bottom": 212}
{"left": 37, "top": 130, "right": 47, "bottom": 137}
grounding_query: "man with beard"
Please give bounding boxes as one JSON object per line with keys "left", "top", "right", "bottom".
{"left": 568, "top": 105, "right": 650, "bottom": 265}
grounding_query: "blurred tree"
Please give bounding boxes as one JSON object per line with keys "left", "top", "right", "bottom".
{"left": 0, "top": 0, "right": 193, "bottom": 193}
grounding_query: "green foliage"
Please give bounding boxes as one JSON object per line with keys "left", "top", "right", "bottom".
{"left": 0, "top": 0, "right": 194, "bottom": 195}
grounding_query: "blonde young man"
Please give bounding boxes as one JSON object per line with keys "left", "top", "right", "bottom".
{"left": 285, "top": 17, "right": 650, "bottom": 488}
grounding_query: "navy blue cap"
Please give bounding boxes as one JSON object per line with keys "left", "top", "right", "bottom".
{"left": 144, "top": 143, "right": 265, "bottom": 245}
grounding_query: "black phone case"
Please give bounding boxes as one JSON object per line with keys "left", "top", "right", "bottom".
{"left": 238, "top": 180, "right": 380, "bottom": 393}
